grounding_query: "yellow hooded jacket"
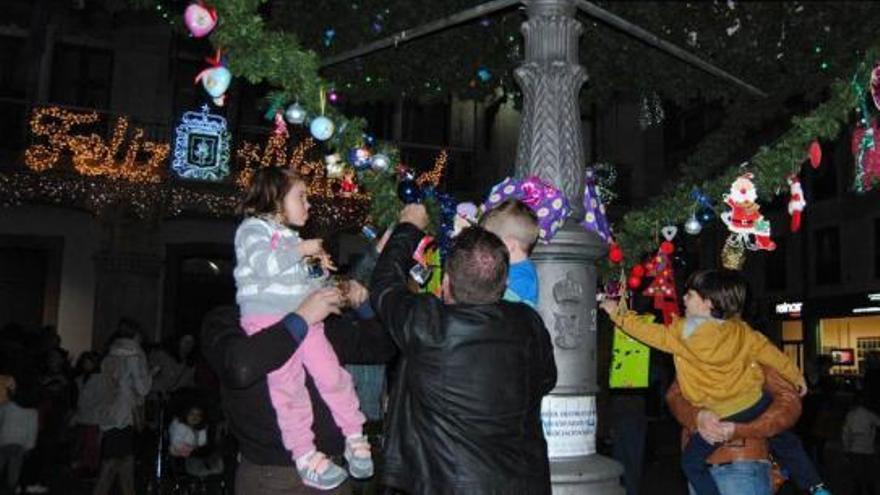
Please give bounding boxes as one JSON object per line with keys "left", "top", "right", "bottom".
{"left": 609, "top": 311, "right": 804, "bottom": 418}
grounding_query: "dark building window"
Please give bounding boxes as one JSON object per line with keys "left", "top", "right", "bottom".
{"left": 765, "top": 236, "right": 787, "bottom": 291}
{"left": 0, "top": 35, "right": 27, "bottom": 99}
{"left": 172, "top": 57, "right": 207, "bottom": 120}
{"left": 0, "top": 35, "right": 28, "bottom": 157}
{"left": 50, "top": 43, "right": 113, "bottom": 109}
{"left": 875, "top": 218, "right": 880, "bottom": 278}
{"left": 814, "top": 226, "right": 840, "bottom": 285}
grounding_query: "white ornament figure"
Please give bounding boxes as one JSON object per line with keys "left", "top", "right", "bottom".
{"left": 324, "top": 153, "right": 345, "bottom": 179}
{"left": 787, "top": 175, "right": 806, "bottom": 232}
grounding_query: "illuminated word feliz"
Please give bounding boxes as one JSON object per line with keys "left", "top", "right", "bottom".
{"left": 25, "top": 107, "right": 169, "bottom": 183}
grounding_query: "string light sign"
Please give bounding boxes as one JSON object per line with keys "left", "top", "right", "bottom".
{"left": 24, "top": 106, "right": 169, "bottom": 183}
{"left": 171, "top": 105, "right": 231, "bottom": 181}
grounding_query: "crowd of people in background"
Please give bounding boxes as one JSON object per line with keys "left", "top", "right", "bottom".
{"left": 0, "top": 320, "right": 230, "bottom": 495}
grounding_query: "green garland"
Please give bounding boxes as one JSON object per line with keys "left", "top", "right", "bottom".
{"left": 161, "top": 0, "right": 442, "bottom": 230}
{"left": 614, "top": 45, "right": 879, "bottom": 269}
{"left": 207, "top": 0, "right": 365, "bottom": 152}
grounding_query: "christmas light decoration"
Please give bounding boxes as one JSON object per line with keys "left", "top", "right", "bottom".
{"left": 171, "top": 105, "right": 231, "bottom": 181}
{"left": 415, "top": 150, "right": 447, "bottom": 187}
{"left": 24, "top": 106, "right": 169, "bottom": 183}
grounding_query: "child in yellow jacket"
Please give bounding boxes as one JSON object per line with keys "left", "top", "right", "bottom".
{"left": 600, "top": 269, "right": 828, "bottom": 495}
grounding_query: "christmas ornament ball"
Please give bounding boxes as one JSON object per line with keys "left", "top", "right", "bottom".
{"left": 284, "top": 103, "right": 307, "bottom": 125}
{"left": 397, "top": 179, "right": 422, "bottom": 204}
{"left": 608, "top": 243, "right": 624, "bottom": 264}
{"left": 660, "top": 241, "right": 675, "bottom": 255}
{"left": 371, "top": 153, "right": 391, "bottom": 172}
{"left": 310, "top": 116, "right": 335, "bottom": 141}
{"left": 348, "top": 148, "right": 372, "bottom": 171}
{"left": 627, "top": 275, "right": 643, "bottom": 290}
{"left": 631, "top": 265, "right": 645, "bottom": 278}
{"left": 684, "top": 214, "right": 703, "bottom": 235}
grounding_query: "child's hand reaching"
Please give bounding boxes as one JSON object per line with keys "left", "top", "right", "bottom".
{"left": 316, "top": 252, "right": 337, "bottom": 273}
{"left": 599, "top": 298, "right": 619, "bottom": 315}
{"left": 298, "top": 238, "right": 325, "bottom": 258}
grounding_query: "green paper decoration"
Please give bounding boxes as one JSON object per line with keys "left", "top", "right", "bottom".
{"left": 609, "top": 316, "right": 653, "bottom": 389}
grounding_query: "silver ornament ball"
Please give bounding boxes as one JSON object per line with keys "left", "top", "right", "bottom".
{"left": 371, "top": 153, "right": 391, "bottom": 172}
{"left": 684, "top": 214, "right": 703, "bottom": 235}
{"left": 284, "top": 103, "right": 307, "bottom": 125}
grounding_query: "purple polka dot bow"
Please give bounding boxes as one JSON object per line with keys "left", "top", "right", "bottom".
{"left": 580, "top": 168, "right": 612, "bottom": 243}
{"left": 484, "top": 176, "right": 571, "bottom": 242}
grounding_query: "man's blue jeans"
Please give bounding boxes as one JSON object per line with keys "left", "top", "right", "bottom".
{"left": 688, "top": 461, "right": 772, "bottom": 495}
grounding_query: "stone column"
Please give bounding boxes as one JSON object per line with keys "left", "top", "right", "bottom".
{"left": 515, "top": 1, "right": 623, "bottom": 493}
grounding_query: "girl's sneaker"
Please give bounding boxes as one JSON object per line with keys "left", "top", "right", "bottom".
{"left": 297, "top": 451, "right": 347, "bottom": 490}
{"left": 344, "top": 435, "right": 374, "bottom": 479}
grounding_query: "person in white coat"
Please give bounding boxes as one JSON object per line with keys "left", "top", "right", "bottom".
{"left": 0, "top": 374, "right": 38, "bottom": 495}
{"left": 92, "top": 319, "right": 152, "bottom": 495}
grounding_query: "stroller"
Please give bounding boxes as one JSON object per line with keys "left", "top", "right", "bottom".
{"left": 146, "top": 395, "right": 229, "bottom": 495}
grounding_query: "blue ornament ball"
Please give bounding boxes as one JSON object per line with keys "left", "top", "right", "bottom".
{"left": 397, "top": 179, "right": 422, "bottom": 204}
{"left": 696, "top": 207, "right": 715, "bottom": 224}
{"left": 310, "top": 116, "right": 335, "bottom": 141}
{"left": 348, "top": 148, "right": 372, "bottom": 171}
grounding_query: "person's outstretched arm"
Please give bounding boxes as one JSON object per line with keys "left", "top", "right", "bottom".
{"left": 370, "top": 205, "right": 431, "bottom": 349}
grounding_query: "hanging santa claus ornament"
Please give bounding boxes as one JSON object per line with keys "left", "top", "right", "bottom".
{"left": 787, "top": 174, "right": 806, "bottom": 232}
{"left": 808, "top": 140, "right": 822, "bottom": 169}
{"left": 721, "top": 172, "right": 776, "bottom": 252}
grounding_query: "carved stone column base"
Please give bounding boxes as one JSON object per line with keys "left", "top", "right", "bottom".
{"left": 533, "top": 221, "right": 623, "bottom": 494}
{"left": 551, "top": 454, "right": 624, "bottom": 495}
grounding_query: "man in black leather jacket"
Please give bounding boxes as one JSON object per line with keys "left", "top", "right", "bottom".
{"left": 371, "top": 204, "right": 557, "bottom": 495}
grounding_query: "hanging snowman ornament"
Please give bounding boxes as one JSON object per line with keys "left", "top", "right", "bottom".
{"left": 195, "top": 50, "right": 231, "bottom": 106}
{"left": 184, "top": 1, "right": 218, "bottom": 38}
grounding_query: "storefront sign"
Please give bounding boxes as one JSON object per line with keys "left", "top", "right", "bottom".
{"left": 541, "top": 395, "right": 596, "bottom": 458}
{"left": 775, "top": 301, "right": 803, "bottom": 315}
